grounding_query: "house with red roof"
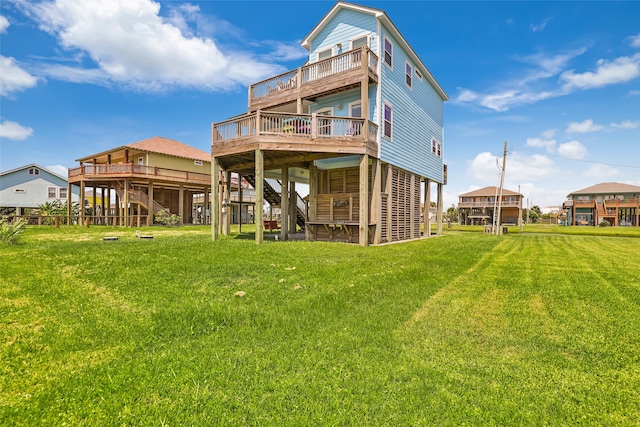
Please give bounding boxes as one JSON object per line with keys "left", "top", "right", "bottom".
{"left": 68, "top": 136, "right": 217, "bottom": 226}
{"left": 563, "top": 182, "right": 640, "bottom": 226}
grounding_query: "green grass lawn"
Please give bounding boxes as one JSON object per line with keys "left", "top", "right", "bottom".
{"left": 1, "top": 225, "right": 639, "bottom": 425}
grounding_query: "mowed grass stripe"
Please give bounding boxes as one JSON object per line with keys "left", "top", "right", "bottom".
{"left": 397, "top": 234, "right": 640, "bottom": 425}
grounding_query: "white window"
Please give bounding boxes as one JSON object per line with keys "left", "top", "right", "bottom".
{"left": 14, "top": 188, "right": 26, "bottom": 194}
{"left": 348, "top": 101, "right": 362, "bottom": 135}
{"left": 59, "top": 187, "right": 68, "bottom": 199}
{"left": 318, "top": 48, "right": 332, "bottom": 61}
{"left": 28, "top": 168, "right": 40, "bottom": 175}
{"left": 383, "top": 103, "right": 392, "bottom": 139}
{"left": 432, "top": 138, "right": 442, "bottom": 158}
{"left": 194, "top": 160, "right": 203, "bottom": 166}
{"left": 415, "top": 68, "right": 423, "bottom": 80}
{"left": 351, "top": 35, "right": 368, "bottom": 50}
{"left": 138, "top": 157, "right": 144, "bottom": 165}
{"left": 383, "top": 37, "right": 393, "bottom": 68}
{"left": 405, "top": 62, "right": 413, "bottom": 89}
{"left": 48, "top": 187, "right": 57, "bottom": 198}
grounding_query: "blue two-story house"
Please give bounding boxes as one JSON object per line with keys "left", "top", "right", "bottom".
{"left": 211, "top": 2, "right": 448, "bottom": 245}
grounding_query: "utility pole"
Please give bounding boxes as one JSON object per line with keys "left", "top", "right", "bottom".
{"left": 496, "top": 141, "right": 507, "bottom": 235}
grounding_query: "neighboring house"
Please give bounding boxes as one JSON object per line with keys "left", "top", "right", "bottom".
{"left": 0, "top": 163, "right": 79, "bottom": 216}
{"left": 211, "top": 2, "right": 448, "bottom": 245}
{"left": 563, "top": 182, "right": 640, "bottom": 226}
{"left": 68, "top": 136, "right": 216, "bottom": 226}
{"left": 458, "top": 186, "right": 523, "bottom": 226}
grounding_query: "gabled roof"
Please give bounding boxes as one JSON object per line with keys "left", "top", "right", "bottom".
{"left": 76, "top": 136, "right": 210, "bottom": 163}
{"left": 0, "top": 163, "right": 67, "bottom": 181}
{"left": 459, "top": 186, "right": 522, "bottom": 198}
{"left": 568, "top": 182, "right": 640, "bottom": 196}
{"left": 301, "top": 1, "right": 448, "bottom": 101}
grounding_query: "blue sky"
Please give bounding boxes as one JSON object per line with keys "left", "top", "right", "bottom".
{"left": 1, "top": 0, "right": 639, "bottom": 209}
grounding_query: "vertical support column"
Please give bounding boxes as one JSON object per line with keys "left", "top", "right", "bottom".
{"left": 359, "top": 154, "right": 369, "bottom": 246}
{"left": 67, "top": 182, "right": 72, "bottom": 226}
{"left": 424, "top": 179, "right": 431, "bottom": 237}
{"left": 281, "top": 165, "right": 289, "bottom": 240}
{"left": 223, "top": 170, "right": 231, "bottom": 235}
{"left": 106, "top": 183, "right": 111, "bottom": 225}
{"left": 148, "top": 182, "right": 154, "bottom": 225}
{"left": 123, "top": 179, "right": 129, "bottom": 227}
{"left": 92, "top": 184, "right": 97, "bottom": 226}
{"left": 178, "top": 185, "right": 184, "bottom": 225}
{"left": 211, "top": 157, "right": 219, "bottom": 241}
{"left": 437, "top": 182, "right": 443, "bottom": 235}
{"left": 238, "top": 174, "right": 243, "bottom": 233}
{"left": 289, "top": 181, "right": 296, "bottom": 234}
{"left": 80, "top": 180, "right": 86, "bottom": 226}
{"left": 307, "top": 162, "right": 317, "bottom": 241}
{"left": 204, "top": 187, "right": 210, "bottom": 226}
{"left": 371, "top": 158, "right": 382, "bottom": 244}
{"left": 255, "top": 149, "right": 264, "bottom": 244}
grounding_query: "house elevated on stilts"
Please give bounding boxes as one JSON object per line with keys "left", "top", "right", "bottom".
{"left": 211, "top": 2, "right": 448, "bottom": 245}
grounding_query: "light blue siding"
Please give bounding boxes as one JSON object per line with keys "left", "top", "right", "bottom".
{"left": 307, "top": 8, "right": 445, "bottom": 183}
{"left": 0, "top": 166, "right": 78, "bottom": 209}
{"left": 309, "top": 9, "right": 378, "bottom": 63}
{"left": 378, "top": 24, "right": 444, "bottom": 182}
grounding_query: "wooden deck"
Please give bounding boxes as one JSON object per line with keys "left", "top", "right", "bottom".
{"left": 68, "top": 163, "right": 211, "bottom": 187}
{"left": 212, "top": 111, "right": 379, "bottom": 170}
{"left": 248, "top": 47, "right": 378, "bottom": 112}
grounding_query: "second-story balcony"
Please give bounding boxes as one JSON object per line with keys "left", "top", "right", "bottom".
{"left": 68, "top": 163, "right": 211, "bottom": 187}
{"left": 212, "top": 111, "right": 379, "bottom": 164}
{"left": 248, "top": 46, "right": 378, "bottom": 112}
{"left": 458, "top": 200, "right": 521, "bottom": 209}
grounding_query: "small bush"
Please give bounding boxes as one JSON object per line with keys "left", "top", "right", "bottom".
{"left": 599, "top": 220, "right": 611, "bottom": 227}
{"left": 0, "top": 216, "right": 27, "bottom": 245}
{"left": 155, "top": 209, "right": 181, "bottom": 226}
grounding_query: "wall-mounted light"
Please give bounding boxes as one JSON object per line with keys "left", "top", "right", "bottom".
{"left": 336, "top": 43, "right": 342, "bottom": 49}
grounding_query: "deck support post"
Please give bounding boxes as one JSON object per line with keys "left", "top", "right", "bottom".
{"left": 223, "top": 170, "right": 231, "bottom": 235}
{"left": 255, "top": 149, "right": 264, "bottom": 244}
{"left": 178, "top": 185, "right": 184, "bottom": 225}
{"left": 371, "top": 158, "right": 382, "bottom": 244}
{"left": 67, "top": 182, "right": 72, "bottom": 225}
{"left": 80, "top": 180, "right": 86, "bottom": 226}
{"left": 211, "top": 157, "right": 220, "bottom": 241}
{"left": 437, "top": 182, "right": 443, "bottom": 235}
{"left": 148, "top": 182, "right": 154, "bottom": 225}
{"left": 307, "top": 162, "right": 317, "bottom": 241}
{"left": 289, "top": 181, "right": 297, "bottom": 234}
{"left": 424, "top": 179, "right": 431, "bottom": 237}
{"left": 238, "top": 174, "right": 243, "bottom": 233}
{"left": 359, "top": 154, "right": 369, "bottom": 246}
{"left": 281, "top": 165, "right": 289, "bottom": 241}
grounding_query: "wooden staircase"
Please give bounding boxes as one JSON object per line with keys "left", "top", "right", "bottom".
{"left": 242, "top": 174, "right": 306, "bottom": 231}
{"left": 113, "top": 181, "right": 170, "bottom": 216}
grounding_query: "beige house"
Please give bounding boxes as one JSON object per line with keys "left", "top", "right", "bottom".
{"left": 68, "top": 136, "right": 212, "bottom": 226}
{"left": 458, "top": 186, "right": 523, "bottom": 226}
{"left": 563, "top": 182, "right": 640, "bottom": 226}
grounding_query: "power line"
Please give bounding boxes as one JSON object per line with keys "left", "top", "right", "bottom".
{"left": 519, "top": 148, "right": 640, "bottom": 169}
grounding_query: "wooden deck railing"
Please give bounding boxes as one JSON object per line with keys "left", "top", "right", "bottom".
{"left": 213, "top": 111, "right": 378, "bottom": 145}
{"left": 68, "top": 163, "right": 211, "bottom": 185}
{"left": 458, "top": 201, "right": 521, "bottom": 208}
{"left": 249, "top": 46, "right": 378, "bottom": 102}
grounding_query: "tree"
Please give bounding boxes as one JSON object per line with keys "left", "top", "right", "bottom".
{"left": 446, "top": 205, "right": 459, "bottom": 223}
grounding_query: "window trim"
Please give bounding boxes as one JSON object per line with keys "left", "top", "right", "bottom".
{"left": 383, "top": 36, "right": 393, "bottom": 69}
{"left": 405, "top": 61, "right": 413, "bottom": 89}
{"left": 432, "top": 138, "right": 442, "bottom": 158}
{"left": 28, "top": 167, "right": 40, "bottom": 175}
{"left": 383, "top": 102, "right": 393, "bottom": 140}
{"left": 415, "top": 68, "right": 423, "bottom": 80}
{"left": 318, "top": 48, "right": 332, "bottom": 62}
{"left": 47, "top": 186, "right": 57, "bottom": 198}
{"left": 350, "top": 34, "right": 369, "bottom": 50}
{"left": 59, "top": 187, "right": 68, "bottom": 199}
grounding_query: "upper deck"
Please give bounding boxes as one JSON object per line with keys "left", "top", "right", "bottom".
{"left": 248, "top": 46, "right": 378, "bottom": 112}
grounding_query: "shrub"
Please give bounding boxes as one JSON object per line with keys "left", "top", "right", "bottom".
{"left": 0, "top": 216, "right": 27, "bottom": 245}
{"left": 155, "top": 209, "right": 181, "bottom": 226}
{"left": 599, "top": 220, "right": 611, "bottom": 227}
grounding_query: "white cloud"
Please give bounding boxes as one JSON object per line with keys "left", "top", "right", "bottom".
{"left": 566, "top": 118, "right": 604, "bottom": 134}
{"left": 630, "top": 89, "right": 640, "bottom": 97}
{"left": 541, "top": 128, "right": 556, "bottom": 139}
{"left": 0, "top": 120, "right": 34, "bottom": 140}
{"left": 0, "top": 15, "right": 9, "bottom": 33}
{"left": 558, "top": 140, "right": 588, "bottom": 159}
{"left": 610, "top": 120, "right": 640, "bottom": 129}
{"left": 526, "top": 137, "right": 556, "bottom": 152}
{"left": 18, "top": 0, "right": 285, "bottom": 93}
{"left": 0, "top": 56, "right": 38, "bottom": 97}
{"left": 629, "top": 33, "right": 640, "bottom": 48}
{"left": 561, "top": 53, "right": 640, "bottom": 91}
{"left": 530, "top": 17, "right": 552, "bottom": 33}
{"left": 582, "top": 163, "right": 619, "bottom": 179}
{"left": 468, "top": 151, "right": 556, "bottom": 183}
{"left": 45, "top": 164, "right": 69, "bottom": 177}
{"left": 455, "top": 48, "right": 585, "bottom": 112}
